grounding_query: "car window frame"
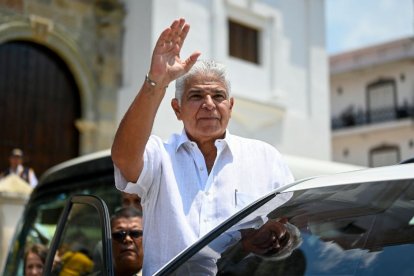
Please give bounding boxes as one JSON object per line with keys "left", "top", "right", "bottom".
{"left": 43, "top": 194, "right": 114, "bottom": 276}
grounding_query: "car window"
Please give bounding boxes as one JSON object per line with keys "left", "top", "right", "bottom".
{"left": 160, "top": 179, "right": 414, "bottom": 275}
{"left": 44, "top": 195, "right": 113, "bottom": 276}
{"left": 3, "top": 167, "right": 119, "bottom": 276}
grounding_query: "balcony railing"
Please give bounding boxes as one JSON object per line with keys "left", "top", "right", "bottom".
{"left": 332, "top": 105, "right": 414, "bottom": 130}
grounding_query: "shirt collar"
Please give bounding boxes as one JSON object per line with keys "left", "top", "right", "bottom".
{"left": 175, "top": 130, "right": 191, "bottom": 152}
{"left": 175, "top": 129, "right": 234, "bottom": 154}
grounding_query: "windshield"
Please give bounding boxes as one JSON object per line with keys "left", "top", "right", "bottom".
{"left": 3, "top": 171, "right": 120, "bottom": 276}
{"left": 166, "top": 179, "right": 414, "bottom": 275}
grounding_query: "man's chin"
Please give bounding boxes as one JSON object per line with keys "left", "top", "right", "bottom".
{"left": 119, "top": 250, "right": 137, "bottom": 259}
{"left": 186, "top": 127, "right": 225, "bottom": 141}
{"left": 199, "top": 126, "right": 225, "bottom": 135}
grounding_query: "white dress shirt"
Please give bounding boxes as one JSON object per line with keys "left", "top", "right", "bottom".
{"left": 114, "top": 131, "right": 294, "bottom": 275}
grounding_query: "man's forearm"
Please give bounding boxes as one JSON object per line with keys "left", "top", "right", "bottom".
{"left": 111, "top": 80, "right": 167, "bottom": 182}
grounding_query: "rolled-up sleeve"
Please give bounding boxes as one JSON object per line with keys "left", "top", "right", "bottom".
{"left": 113, "top": 135, "right": 161, "bottom": 199}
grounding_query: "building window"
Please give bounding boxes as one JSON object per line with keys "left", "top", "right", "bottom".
{"left": 228, "top": 19, "right": 260, "bottom": 64}
{"left": 366, "top": 78, "right": 397, "bottom": 123}
{"left": 369, "top": 145, "right": 400, "bottom": 167}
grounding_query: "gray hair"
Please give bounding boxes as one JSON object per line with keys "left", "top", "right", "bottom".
{"left": 175, "top": 60, "right": 231, "bottom": 103}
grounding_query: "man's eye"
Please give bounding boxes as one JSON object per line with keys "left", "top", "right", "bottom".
{"left": 214, "top": 94, "right": 226, "bottom": 100}
{"left": 189, "top": 94, "right": 202, "bottom": 100}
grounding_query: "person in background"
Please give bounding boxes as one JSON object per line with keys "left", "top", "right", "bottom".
{"left": 111, "top": 17, "right": 294, "bottom": 275}
{"left": 1, "top": 148, "right": 38, "bottom": 187}
{"left": 91, "top": 192, "right": 143, "bottom": 275}
{"left": 58, "top": 245, "right": 93, "bottom": 276}
{"left": 111, "top": 207, "right": 144, "bottom": 276}
{"left": 121, "top": 191, "right": 142, "bottom": 211}
{"left": 24, "top": 243, "right": 47, "bottom": 276}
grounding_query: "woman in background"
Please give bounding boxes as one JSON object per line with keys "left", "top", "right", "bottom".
{"left": 24, "top": 243, "right": 47, "bottom": 276}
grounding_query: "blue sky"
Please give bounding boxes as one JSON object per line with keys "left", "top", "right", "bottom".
{"left": 325, "top": 0, "right": 414, "bottom": 54}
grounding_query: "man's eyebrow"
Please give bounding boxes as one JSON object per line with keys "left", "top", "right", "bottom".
{"left": 214, "top": 89, "right": 227, "bottom": 93}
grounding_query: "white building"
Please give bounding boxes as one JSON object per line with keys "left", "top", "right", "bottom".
{"left": 118, "top": 0, "right": 331, "bottom": 161}
{"left": 330, "top": 37, "right": 414, "bottom": 167}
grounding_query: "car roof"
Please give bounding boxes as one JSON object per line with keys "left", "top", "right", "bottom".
{"left": 37, "top": 149, "right": 112, "bottom": 189}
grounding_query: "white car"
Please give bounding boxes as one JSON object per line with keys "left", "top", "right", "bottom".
{"left": 3, "top": 151, "right": 413, "bottom": 275}
{"left": 155, "top": 160, "right": 414, "bottom": 275}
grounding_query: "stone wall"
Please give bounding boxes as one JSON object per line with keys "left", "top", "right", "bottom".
{"left": 0, "top": 0, "right": 125, "bottom": 153}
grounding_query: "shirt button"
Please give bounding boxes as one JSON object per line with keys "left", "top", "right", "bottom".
{"left": 200, "top": 167, "right": 204, "bottom": 171}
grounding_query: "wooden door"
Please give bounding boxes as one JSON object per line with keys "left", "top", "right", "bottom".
{"left": 0, "top": 41, "right": 80, "bottom": 177}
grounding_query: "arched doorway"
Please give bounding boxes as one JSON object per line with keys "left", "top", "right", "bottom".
{"left": 0, "top": 41, "right": 80, "bottom": 176}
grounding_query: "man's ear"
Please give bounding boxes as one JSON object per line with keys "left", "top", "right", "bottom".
{"left": 171, "top": 99, "right": 182, "bottom": 120}
{"left": 229, "top": 97, "right": 234, "bottom": 118}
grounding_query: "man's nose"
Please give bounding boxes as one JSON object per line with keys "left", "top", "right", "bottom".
{"left": 126, "top": 235, "right": 134, "bottom": 241}
{"left": 202, "top": 95, "right": 215, "bottom": 110}
{"left": 121, "top": 234, "right": 134, "bottom": 244}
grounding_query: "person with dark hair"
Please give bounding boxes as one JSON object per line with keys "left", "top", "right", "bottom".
{"left": 111, "top": 18, "right": 294, "bottom": 274}
{"left": 24, "top": 243, "right": 47, "bottom": 276}
{"left": 111, "top": 207, "right": 144, "bottom": 276}
{"left": 121, "top": 191, "right": 142, "bottom": 211}
{"left": 1, "top": 148, "right": 38, "bottom": 187}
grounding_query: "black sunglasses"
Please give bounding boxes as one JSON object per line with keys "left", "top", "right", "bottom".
{"left": 112, "top": 230, "right": 143, "bottom": 243}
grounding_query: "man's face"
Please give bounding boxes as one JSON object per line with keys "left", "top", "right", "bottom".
{"left": 172, "top": 74, "right": 234, "bottom": 143}
{"left": 111, "top": 217, "right": 143, "bottom": 272}
{"left": 9, "top": 156, "right": 22, "bottom": 169}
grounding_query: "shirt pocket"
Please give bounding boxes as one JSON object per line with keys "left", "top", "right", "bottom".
{"left": 234, "top": 191, "right": 256, "bottom": 211}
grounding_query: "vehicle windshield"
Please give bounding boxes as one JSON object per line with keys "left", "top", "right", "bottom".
{"left": 3, "top": 170, "right": 120, "bottom": 276}
{"left": 166, "top": 178, "right": 414, "bottom": 275}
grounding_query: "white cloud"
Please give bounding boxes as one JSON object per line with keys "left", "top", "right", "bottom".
{"left": 326, "top": 0, "right": 413, "bottom": 54}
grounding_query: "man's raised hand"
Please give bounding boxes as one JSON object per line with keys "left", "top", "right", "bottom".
{"left": 149, "top": 18, "right": 201, "bottom": 88}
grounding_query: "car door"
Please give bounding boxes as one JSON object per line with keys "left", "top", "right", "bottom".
{"left": 43, "top": 195, "right": 114, "bottom": 276}
{"left": 156, "top": 165, "right": 414, "bottom": 276}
